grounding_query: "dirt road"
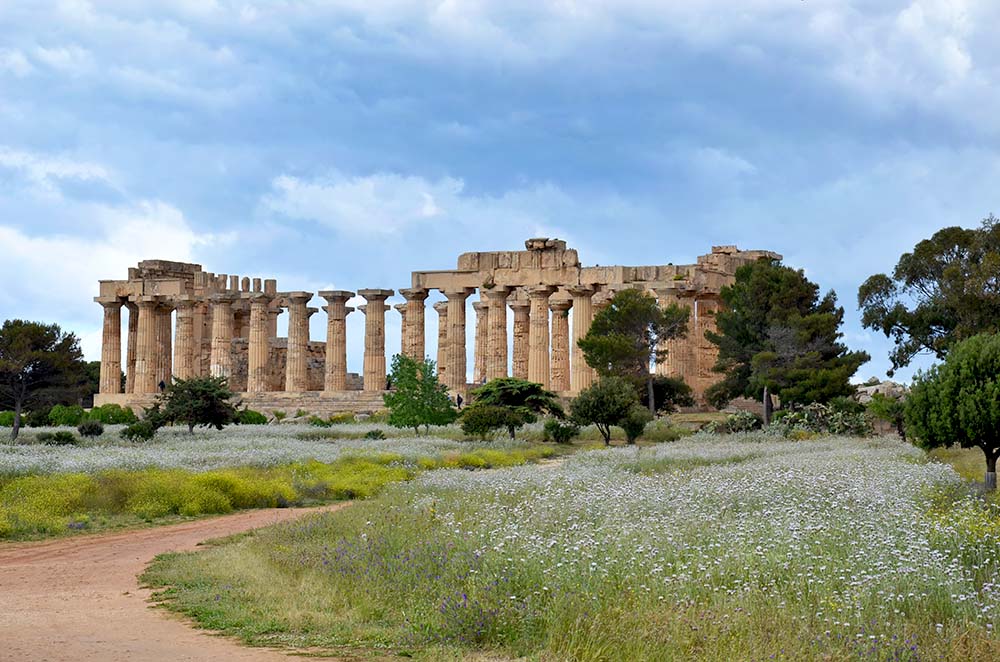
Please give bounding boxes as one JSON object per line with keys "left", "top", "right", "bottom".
{"left": 0, "top": 505, "right": 346, "bottom": 661}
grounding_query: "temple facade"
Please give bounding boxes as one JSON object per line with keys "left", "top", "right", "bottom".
{"left": 94, "top": 239, "right": 780, "bottom": 415}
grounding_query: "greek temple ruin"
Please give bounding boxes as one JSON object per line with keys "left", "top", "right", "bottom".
{"left": 94, "top": 239, "right": 780, "bottom": 415}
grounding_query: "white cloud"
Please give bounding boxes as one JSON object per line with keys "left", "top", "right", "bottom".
{"left": 0, "top": 146, "right": 114, "bottom": 192}
{"left": 0, "top": 48, "right": 33, "bottom": 77}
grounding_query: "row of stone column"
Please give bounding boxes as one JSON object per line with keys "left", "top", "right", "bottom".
{"left": 98, "top": 284, "right": 609, "bottom": 396}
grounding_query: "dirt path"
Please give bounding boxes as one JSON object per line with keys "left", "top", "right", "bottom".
{"left": 0, "top": 505, "right": 348, "bottom": 662}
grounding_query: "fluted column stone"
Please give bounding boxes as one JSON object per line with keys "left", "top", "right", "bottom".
{"left": 125, "top": 302, "right": 138, "bottom": 393}
{"left": 247, "top": 293, "right": 272, "bottom": 393}
{"left": 284, "top": 292, "right": 312, "bottom": 392}
{"left": 483, "top": 287, "right": 510, "bottom": 381}
{"left": 319, "top": 291, "right": 354, "bottom": 391}
{"left": 509, "top": 298, "right": 531, "bottom": 380}
{"left": 550, "top": 298, "right": 572, "bottom": 392}
{"left": 568, "top": 285, "right": 597, "bottom": 392}
{"left": 155, "top": 303, "right": 174, "bottom": 388}
{"left": 359, "top": 289, "right": 394, "bottom": 391}
{"left": 98, "top": 300, "right": 122, "bottom": 394}
{"left": 433, "top": 301, "right": 448, "bottom": 381}
{"left": 442, "top": 288, "right": 474, "bottom": 394}
{"left": 472, "top": 300, "right": 488, "bottom": 385}
{"left": 173, "top": 298, "right": 196, "bottom": 380}
{"left": 134, "top": 299, "right": 158, "bottom": 394}
{"left": 209, "top": 294, "right": 237, "bottom": 381}
{"left": 527, "top": 286, "right": 556, "bottom": 387}
{"left": 399, "top": 288, "right": 429, "bottom": 360}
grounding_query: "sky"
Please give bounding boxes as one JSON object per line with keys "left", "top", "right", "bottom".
{"left": 2, "top": 0, "right": 999, "bottom": 384}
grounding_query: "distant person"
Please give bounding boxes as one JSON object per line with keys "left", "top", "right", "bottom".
{"left": 456, "top": 393, "right": 464, "bottom": 409}
{"left": 158, "top": 380, "right": 166, "bottom": 392}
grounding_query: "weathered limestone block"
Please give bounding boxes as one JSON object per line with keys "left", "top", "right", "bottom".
{"left": 399, "top": 288, "right": 429, "bottom": 360}
{"left": 567, "top": 285, "right": 596, "bottom": 392}
{"left": 549, "top": 298, "right": 572, "bottom": 392}
{"left": 359, "top": 289, "right": 394, "bottom": 391}
{"left": 283, "top": 292, "right": 312, "bottom": 392}
{"left": 442, "top": 288, "right": 474, "bottom": 394}
{"left": 472, "top": 299, "right": 488, "bottom": 385}
{"left": 484, "top": 286, "right": 510, "bottom": 381}
{"left": 527, "top": 286, "right": 556, "bottom": 388}
{"left": 97, "top": 300, "right": 122, "bottom": 394}
{"left": 319, "top": 290, "right": 354, "bottom": 391}
{"left": 433, "top": 301, "right": 448, "bottom": 381}
{"left": 509, "top": 297, "right": 530, "bottom": 380}
{"left": 173, "top": 298, "right": 196, "bottom": 380}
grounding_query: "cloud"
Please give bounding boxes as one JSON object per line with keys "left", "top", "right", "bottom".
{"left": 0, "top": 48, "right": 33, "bottom": 77}
{"left": 0, "top": 146, "right": 115, "bottom": 193}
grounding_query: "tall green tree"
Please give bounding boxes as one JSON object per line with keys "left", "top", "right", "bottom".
{"left": 158, "top": 375, "right": 237, "bottom": 434}
{"left": 905, "top": 333, "right": 1000, "bottom": 490}
{"left": 706, "top": 259, "right": 868, "bottom": 416}
{"left": 383, "top": 354, "right": 457, "bottom": 435}
{"left": 570, "top": 376, "right": 640, "bottom": 445}
{"left": 578, "top": 288, "right": 689, "bottom": 414}
{"left": 0, "top": 320, "right": 85, "bottom": 441}
{"left": 858, "top": 216, "right": 1000, "bottom": 375}
{"left": 463, "top": 377, "right": 563, "bottom": 439}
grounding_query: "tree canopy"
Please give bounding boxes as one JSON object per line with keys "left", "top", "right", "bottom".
{"left": 158, "top": 375, "right": 237, "bottom": 434}
{"left": 578, "top": 288, "right": 689, "bottom": 413}
{"left": 0, "top": 320, "right": 85, "bottom": 441}
{"left": 706, "top": 259, "right": 868, "bottom": 410}
{"left": 905, "top": 333, "right": 1000, "bottom": 490}
{"left": 463, "top": 377, "right": 563, "bottom": 439}
{"left": 383, "top": 354, "right": 457, "bottom": 435}
{"left": 858, "top": 216, "right": 1000, "bottom": 376}
{"left": 570, "top": 376, "right": 640, "bottom": 445}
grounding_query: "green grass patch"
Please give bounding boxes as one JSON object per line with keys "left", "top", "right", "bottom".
{"left": 929, "top": 446, "right": 986, "bottom": 483}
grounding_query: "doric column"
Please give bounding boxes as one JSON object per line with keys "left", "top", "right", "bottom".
{"left": 359, "top": 289, "right": 394, "bottom": 391}
{"left": 97, "top": 300, "right": 122, "bottom": 394}
{"left": 246, "top": 293, "right": 272, "bottom": 393}
{"left": 399, "top": 288, "right": 429, "bottom": 360}
{"left": 472, "top": 299, "right": 488, "bottom": 385}
{"left": 191, "top": 301, "right": 207, "bottom": 377}
{"left": 125, "top": 302, "right": 138, "bottom": 393}
{"left": 568, "top": 285, "right": 597, "bottom": 392}
{"left": 155, "top": 302, "right": 174, "bottom": 388}
{"left": 433, "top": 301, "right": 448, "bottom": 381}
{"left": 173, "top": 298, "right": 196, "bottom": 380}
{"left": 442, "top": 288, "right": 474, "bottom": 394}
{"left": 483, "top": 287, "right": 510, "bottom": 381}
{"left": 319, "top": 290, "right": 354, "bottom": 391}
{"left": 550, "top": 298, "right": 572, "bottom": 392}
{"left": 509, "top": 297, "right": 531, "bottom": 380}
{"left": 134, "top": 299, "right": 158, "bottom": 394}
{"left": 527, "top": 286, "right": 556, "bottom": 387}
{"left": 284, "top": 292, "right": 312, "bottom": 392}
{"left": 209, "top": 294, "right": 237, "bottom": 380}
{"left": 394, "top": 303, "right": 408, "bottom": 357}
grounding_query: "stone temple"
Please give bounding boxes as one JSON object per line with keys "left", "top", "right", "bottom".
{"left": 94, "top": 239, "right": 780, "bottom": 416}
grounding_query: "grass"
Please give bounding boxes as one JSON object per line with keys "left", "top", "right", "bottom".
{"left": 929, "top": 445, "right": 987, "bottom": 483}
{"left": 143, "top": 434, "right": 1000, "bottom": 661}
{"left": 0, "top": 445, "right": 554, "bottom": 540}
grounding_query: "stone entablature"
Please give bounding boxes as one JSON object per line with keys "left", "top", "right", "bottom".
{"left": 94, "top": 240, "right": 780, "bottom": 411}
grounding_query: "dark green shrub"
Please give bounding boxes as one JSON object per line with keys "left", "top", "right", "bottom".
{"left": 0, "top": 411, "right": 14, "bottom": 427}
{"left": 621, "top": 407, "right": 653, "bottom": 444}
{"left": 121, "top": 421, "right": 157, "bottom": 442}
{"left": 48, "top": 404, "right": 87, "bottom": 426}
{"left": 77, "top": 419, "right": 104, "bottom": 438}
{"left": 307, "top": 416, "right": 332, "bottom": 427}
{"left": 765, "top": 403, "right": 871, "bottom": 437}
{"left": 295, "top": 409, "right": 309, "bottom": 418}
{"left": 25, "top": 408, "right": 52, "bottom": 428}
{"left": 707, "top": 411, "right": 763, "bottom": 434}
{"left": 272, "top": 410, "right": 287, "bottom": 421}
{"left": 39, "top": 430, "right": 77, "bottom": 445}
{"left": 235, "top": 409, "right": 268, "bottom": 425}
{"left": 543, "top": 418, "right": 580, "bottom": 444}
{"left": 570, "top": 377, "right": 640, "bottom": 445}
{"left": 364, "top": 429, "right": 386, "bottom": 440}
{"left": 461, "top": 404, "right": 531, "bottom": 441}
{"left": 88, "top": 404, "right": 138, "bottom": 425}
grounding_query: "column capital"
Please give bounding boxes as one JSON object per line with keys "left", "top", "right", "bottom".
{"left": 550, "top": 298, "right": 573, "bottom": 313}
{"left": 526, "top": 285, "right": 557, "bottom": 300}
{"left": 471, "top": 300, "right": 487, "bottom": 313}
{"left": 566, "top": 284, "right": 598, "bottom": 298}
{"left": 318, "top": 289, "right": 355, "bottom": 304}
{"left": 283, "top": 291, "right": 313, "bottom": 306}
{"left": 306, "top": 306, "right": 319, "bottom": 318}
{"left": 508, "top": 298, "right": 531, "bottom": 312}
{"left": 173, "top": 296, "right": 198, "bottom": 310}
{"left": 440, "top": 287, "right": 475, "bottom": 301}
{"left": 482, "top": 285, "right": 511, "bottom": 301}
{"left": 246, "top": 291, "right": 273, "bottom": 305}
{"left": 358, "top": 288, "right": 394, "bottom": 302}
{"left": 209, "top": 293, "right": 239, "bottom": 304}
{"left": 359, "top": 303, "right": 390, "bottom": 314}
{"left": 399, "top": 287, "right": 429, "bottom": 302}
{"left": 432, "top": 300, "right": 449, "bottom": 315}
{"left": 394, "top": 303, "right": 408, "bottom": 315}
{"left": 94, "top": 297, "right": 123, "bottom": 310}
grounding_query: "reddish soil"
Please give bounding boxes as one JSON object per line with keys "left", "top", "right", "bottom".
{"left": 0, "top": 505, "right": 346, "bottom": 661}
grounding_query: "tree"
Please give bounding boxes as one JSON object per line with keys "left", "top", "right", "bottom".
{"left": 383, "top": 354, "right": 457, "bottom": 435}
{"left": 858, "top": 216, "right": 1000, "bottom": 376}
{"left": 158, "top": 375, "right": 237, "bottom": 434}
{"left": 640, "top": 376, "right": 695, "bottom": 414}
{"left": 570, "top": 376, "right": 639, "bottom": 445}
{"left": 463, "top": 377, "right": 563, "bottom": 439}
{"left": 0, "top": 320, "right": 85, "bottom": 441}
{"left": 905, "top": 333, "right": 1000, "bottom": 490}
{"left": 705, "top": 259, "right": 868, "bottom": 418}
{"left": 578, "top": 288, "right": 689, "bottom": 414}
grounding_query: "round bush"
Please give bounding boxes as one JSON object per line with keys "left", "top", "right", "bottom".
{"left": 120, "top": 421, "right": 156, "bottom": 442}
{"left": 39, "top": 431, "right": 77, "bottom": 445}
{"left": 235, "top": 409, "right": 269, "bottom": 425}
{"left": 543, "top": 418, "right": 580, "bottom": 444}
{"left": 77, "top": 419, "right": 105, "bottom": 438}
